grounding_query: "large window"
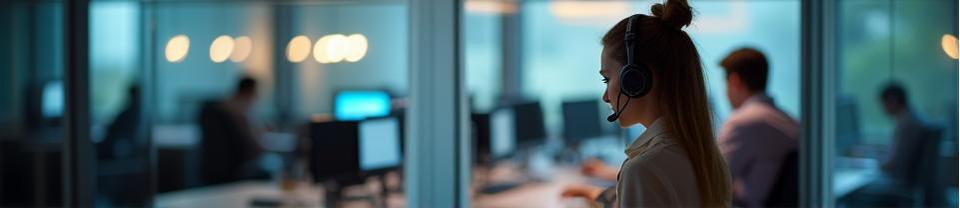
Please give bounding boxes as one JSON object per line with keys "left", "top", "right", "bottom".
{"left": 520, "top": 0, "right": 800, "bottom": 136}
{"left": 831, "top": 0, "right": 958, "bottom": 207}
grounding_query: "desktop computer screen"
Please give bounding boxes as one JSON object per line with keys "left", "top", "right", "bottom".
{"left": 835, "top": 96, "right": 861, "bottom": 155}
{"left": 562, "top": 100, "right": 604, "bottom": 142}
{"left": 334, "top": 90, "right": 391, "bottom": 121}
{"left": 513, "top": 102, "right": 546, "bottom": 147}
{"left": 42, "top": 80, "right": 64, "bottom": 119}
{"left": 359, "top": 117, "right": 402, "bottom": 172}
{"left": 490, "top": 108, "right": 516, "bottom": 159}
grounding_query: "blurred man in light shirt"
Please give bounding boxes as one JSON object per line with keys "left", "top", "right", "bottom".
{"left": 717, "top": 48, "right": 800, "bottom": 207}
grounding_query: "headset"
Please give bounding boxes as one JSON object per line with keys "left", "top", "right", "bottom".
{"left": 608, "top": 14, "right": 653, "bottom": 122}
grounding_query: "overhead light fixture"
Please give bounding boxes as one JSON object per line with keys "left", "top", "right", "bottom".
{"left": 549, "top": 1, "right": 631, "bottom": 24}
{"left": 165, "top": 35, "right": 190, "bottom": 63}
{"left": 344, "top": 34, "right": 368, "bottom": 62}
{"left": 230, "top": 36, "right": 253, "bottom": 63}
{"left": 287, "top": 35, "right": 312, "bottom": 63}
{"left": 942, "top": 34, "right": 959, "bottom": 60}
{"left": 325, "top": 34, "right": 349, "bottom": 63}
{"left": 209, "top": 35, "right": 235, "bottom": 63}
{"left": 313, "top": 33, "right": 369, "bottom": 64}
{"left": 313, "top": 35, "right": 335, "bottom": 64}
{"left": 465, "top": 1, "right": 518, "bottom": 14}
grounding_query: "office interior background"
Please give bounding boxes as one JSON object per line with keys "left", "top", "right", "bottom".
{"left": 0, "top": 0, "right": 957, "bottom": 207}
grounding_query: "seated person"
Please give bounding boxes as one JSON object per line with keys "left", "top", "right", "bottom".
{"left": 716, "top": 48, "right": 799, "bottom": 207}
{"left": 877, "top": 82, "right": 932, "bottom": 185}
{"left": 198, "top": 76, "right": 267, "bottom": 185}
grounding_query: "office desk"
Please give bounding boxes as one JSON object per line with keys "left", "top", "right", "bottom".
{"left": 833, "top": 157, "right": 882, "bottom": 198}
{"left": 156, "top": 180, "right": 405, "bottom": 208}
{"left": 471, "top": 167, "right": 595, "bottom": 208}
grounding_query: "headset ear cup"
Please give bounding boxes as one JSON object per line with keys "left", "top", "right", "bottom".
{"left": 619, "top": 64, "right": 652, "bottom": 98}
{"left": 636, "top": 66, "right": 652, "bottom": 97}
{"left": 619, "top": 65, "right": 640, "bottom": 97}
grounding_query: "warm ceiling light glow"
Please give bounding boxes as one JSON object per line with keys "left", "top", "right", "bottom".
{"left": 287, "top": 35, "right": 312, "bottom": 63}
{"left": 313, "top": 35, "right": 334, "bottom": 64}
{"left": 209, "top": 35, "right": 235, "bottom": 63}
{"left": 230, "top": 36, "right": 253, "bottom": 62}
{"left": 344, "top": 34, "right": 368, "bottom": 62}
{"left": 549, "top": 1, "right": 631, "bottom": 24}
{"left": 325, "top": 34, "right": 349, "bottom": 63}
{"left": 942, "top": 34, "right": 959, "bottom": 60}
{"left": 465, "top": 1, "right": 518, "bottom": 14}
{"left": 164, "top": 35, "right": 190, "bottom": 63}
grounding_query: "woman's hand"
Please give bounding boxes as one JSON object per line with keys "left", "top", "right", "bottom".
{"left": 560, "top": 184, "right": 605, "bottom": 201}
{"left": 581, "top": 159, "right": 619, "bottom": 181}
{"left": 580, "top": 159, "right": 605, "bottom": 176}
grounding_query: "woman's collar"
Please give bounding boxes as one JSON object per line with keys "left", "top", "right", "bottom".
{"left": 625, "top": 117, "right": 668, "bottom": 154}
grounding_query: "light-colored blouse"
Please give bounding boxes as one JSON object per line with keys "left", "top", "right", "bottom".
{"left": 598, "top": 118, "right": 701, "bottom": 207}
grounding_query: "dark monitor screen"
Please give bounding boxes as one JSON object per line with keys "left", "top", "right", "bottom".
{"left": 334, "top": 90, "right": 391, "bottom": 121}
{"left": 309, "top": 121, "right": 360, "bottom": 182}
{"left": 471, "top": 113, "right": 491, "bottom": 164}
{"left": 359, "top": 117, "right": 402, "bottom": 172}
{"left": 562, "top": 100, "right": 604, "bottom": 142}
{"left": 513, "top": 102, "right": 546, "bottom": 147}
{"left": 490, "top": 108, "right": 516, "bottom": 159}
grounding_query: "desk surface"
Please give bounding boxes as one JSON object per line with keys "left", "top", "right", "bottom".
{"left": 471, "top": 166, "right": 594, "bottom": 208}
{"left": 157, "top": 167, "right": 593, "bottom": 208}
{"left": 160, "top": 163, "right": 876, "bottom": 208}
{"left": 156, "top": 180, "right": 405, "bottom": 208}
{"left": 833, "top": 157, "right": 882, "bottom": 197}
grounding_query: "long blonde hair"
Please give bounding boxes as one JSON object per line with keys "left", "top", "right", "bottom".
{"left": 602, "top": 0, "right": 732, "bottom": 206}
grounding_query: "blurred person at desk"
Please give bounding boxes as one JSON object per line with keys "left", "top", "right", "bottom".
{"left": 716, "top": 48, "right": 800, "bottom": 207}
{"left": 844, "top": 82, "right": 945, "bottom": 207}
{"left": 877, "top": 82, "right": 932, "bottom": 181}
{"left": 198, "top": 76, "right": 268, "bottom": 186}
{"left": 98, "top": 85, "right": 143, "bottom": 159}
{"left": 561, "top": 0, "right": 732, "bottom": 206}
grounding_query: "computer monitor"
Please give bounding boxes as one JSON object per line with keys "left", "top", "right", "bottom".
{"left": 512, "top": 102, "right": 546, "bottom": 147}
{"left": 309, "top": 121, "right": 360, "bottom": 183}
{"left": 562, "top": 99, "right": 604, "bottom": 142}
{"left": 42, "top": 80, "right": 64, "bottom": 119}
{"left": 359, "top": 117, "right": 402, "bottom": 173}
{"left": 490, "top": 108, "right": 516, "bottom": 159}
{"left": 334, "top": 90, "right": 391, "bottom": 121}
{"left": 835, "top": 96, "right": 861, "bottom": 155}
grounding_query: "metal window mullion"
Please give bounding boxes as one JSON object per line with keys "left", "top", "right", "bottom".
{"left": 406, "top": 0, "right": 467, "bottom": 207}
{"left": 63, "top": 0, "right": 94, "bottom": 206}
{"left": 801, "top": 0, "right": 836, "bottom": 206}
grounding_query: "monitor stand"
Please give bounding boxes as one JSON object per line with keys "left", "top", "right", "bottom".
{"left": 322, "top": 178, "right": 382, "bottom": 208}
{"left": 558, "top": 140, "right": 585, "bottom": 165}
{"left": 476, "top": 164, "right": 525, "bottom": 194}
{"left": 518, "top": 145, "right": 555, "bottom": 182}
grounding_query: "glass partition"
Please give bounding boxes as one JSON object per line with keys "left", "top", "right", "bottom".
{"left": 831, "top": 0, "right": 958, "bottom": 207}
{"left": 0, "top": 1, "right": 66, "bottom": 207}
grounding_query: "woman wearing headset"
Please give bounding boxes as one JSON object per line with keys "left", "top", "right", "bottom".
{"left": 561, "top": 0, "right": 731, "bottom": 207}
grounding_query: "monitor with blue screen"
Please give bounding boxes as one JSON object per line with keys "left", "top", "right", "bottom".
{"left": 334, "top": 90, "right": 391, "bottom": 121}
{"left": 490, "top": 108, "right": 515, "bottom": 159}
{"left": 359, "top": 117, "right": 402, "bottom": 172}
{"left": 42, "top": 80, "right": 64, "bottom": 119}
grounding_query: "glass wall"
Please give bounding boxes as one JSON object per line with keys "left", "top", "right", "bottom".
{"left": 90, "top": 1, "right": 150, "bottom": 206}
{"left": 3, "top": 0, "right": 957, "bottom": 207}
{"left": 2, "top": 0, "right": 413, "bottom": 207}
{"left": 832, "top": 0, "right": 958, "bottom": 207}
{"left": 466, "top": 0, "right": 802, "bottom": 207}
{"left": 145, "top": 1, "right": 410, "bottom": 207}
{"left": 0, "top": 1, "right": 66, "bottom": 207}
